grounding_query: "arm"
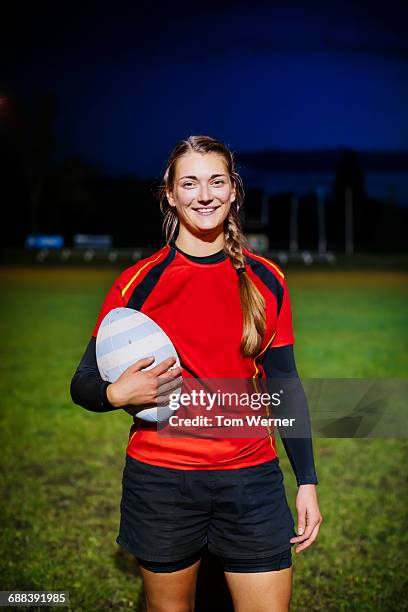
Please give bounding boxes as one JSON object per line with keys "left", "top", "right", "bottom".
{"left": 264, "top": 344, "right": 322, "bottom": 553}
{"left": 69, "top": 274, "right": 182, "bottom": 414}
{"left": 70, "top": 336, "right": 117, "bottom": 413}
{"left": 262, "top": 268, "right": 322, "bottom": 551}
{"left": 263, "top": 344, "right": 318, "bottom": 486}
{"left": 263, "top": 343, "right": 322, "bottom": 552}
{"left": 70, "top": 275, "right": 124, "bottom": 413}
{"left": 70, "top": 335, "right": 180, "bottom": 414}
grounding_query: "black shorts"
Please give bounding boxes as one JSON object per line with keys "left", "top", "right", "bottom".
{"left": 116, "top": 454, "right": 296, "bottom": 573}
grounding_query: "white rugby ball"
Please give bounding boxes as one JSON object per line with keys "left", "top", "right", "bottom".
{"left": 96, "top": 307, "right": 181, "bottom": 422}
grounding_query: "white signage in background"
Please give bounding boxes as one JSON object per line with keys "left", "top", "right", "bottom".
{"left": 73, "top": 234, "right": 113, "bottom": 249}
{"left": 246, "top": 233, "right": 269, "bottom": 254}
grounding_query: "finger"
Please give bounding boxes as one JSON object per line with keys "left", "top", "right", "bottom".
{"left": 149, "top": 357, "right": 177, "bottom": 377}
{"left": 156, "top": 395, "right": 173, "bottom": 407}
{"left": 155, "top": 389, "right": 183, "bottom": 406}
{"left": 290, "top": 524, "right": 316, "bottom": 543}
{"left": 295, "top": 521, "right": 321, "bottom": 553}
{"left": 290, "top": 516, "right": 321, "bottom": 544}
{"left": 156, "top": 383, "right": 184, "bottom": 405}
{"left": 297, "top": 508, "right": 307, "bottom": 538}
{"left": 290, "top": 533, "right": 309, "bottom": 544}
{"left": 157, "top": 370, "right": 183, "bottom": 387}
{"left": 157, "top": 377, "right": 183, "bottom": 396}
{"left": 156, "top": 368, "right": 181, "bottom": 387}
{"left": 126, "top": 356, "right": 155, "bottom": 372}
{"left": 290, "top": 515, "right": 319, "bottom": 543}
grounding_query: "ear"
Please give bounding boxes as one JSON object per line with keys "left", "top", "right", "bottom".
{"left": 166, "top": 189, "right": 176, "bottom": 208}
{"left": 230, "top": 180, "right": 237, "bottom": 204}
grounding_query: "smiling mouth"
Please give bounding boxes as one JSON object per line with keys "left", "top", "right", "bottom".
{"left": 193, "top": 206, "right": 220, "bottom": 215}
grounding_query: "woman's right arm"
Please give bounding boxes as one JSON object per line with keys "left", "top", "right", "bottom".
{"left": 70, "top": 273, "right": 181, "bottom": 413}
{"left": 70, "top": 335, "right": 181, "bottom": 413}
{"left": 70, "top": 273, "right": 125, "bottom": 413}
{"left": 70, "top": 336, "right": 118, "bottom": 412}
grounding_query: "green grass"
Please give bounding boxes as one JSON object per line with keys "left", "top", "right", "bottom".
{"left": 0, "top": 265, "right": 407, "bottom": 611}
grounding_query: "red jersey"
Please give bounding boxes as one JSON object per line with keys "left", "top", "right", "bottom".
{"left": 91, "top": 241, "right": 295, "bottom": 470}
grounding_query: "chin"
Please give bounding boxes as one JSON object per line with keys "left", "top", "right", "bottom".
{"left": 193, "top": 222, "right": 225, "bottom": 237}
{"left": 196, "top": 220, "right": 221, "bottom": 231}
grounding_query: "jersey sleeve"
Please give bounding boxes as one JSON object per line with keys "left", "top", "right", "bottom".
{"left": 91, "top": 274, "right": 125, "bottom": 338}
{"left": 271, "top": 275, "right": 295, "bottom": 348}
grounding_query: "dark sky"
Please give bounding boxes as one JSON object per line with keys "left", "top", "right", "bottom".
{"left": 2, "top": 0, "right": 408, "bottom": 178}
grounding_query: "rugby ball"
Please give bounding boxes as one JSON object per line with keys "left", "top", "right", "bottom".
{"left": 96, "top": 307, "right": 181, "bottom": 422}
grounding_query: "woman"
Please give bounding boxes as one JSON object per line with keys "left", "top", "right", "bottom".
{"left": 71, "top": 135, "right": 322, "bottom": 612}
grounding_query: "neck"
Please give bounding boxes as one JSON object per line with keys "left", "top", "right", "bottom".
{"left": 174, "top": 227, "right": 225, "bottom": 257}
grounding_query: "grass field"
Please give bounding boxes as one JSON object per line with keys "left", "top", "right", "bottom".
{"left": 0, "top": 265, "right": 407, "bottom": 611}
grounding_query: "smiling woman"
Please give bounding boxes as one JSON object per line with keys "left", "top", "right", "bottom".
{"left": 70, "top": 135, "right": 321, "bottom": 612}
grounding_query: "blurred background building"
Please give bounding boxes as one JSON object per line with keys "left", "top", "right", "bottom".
{"left": 1, "top": 0, "right": 407, "bottom": 262}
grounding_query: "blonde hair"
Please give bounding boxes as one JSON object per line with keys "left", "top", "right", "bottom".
{"left": 158, "top": 135, "right": 266, "bottom": 357}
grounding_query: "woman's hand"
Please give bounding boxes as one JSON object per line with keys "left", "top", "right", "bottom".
{"left": 290, "top": 484, "right": 323, "bottom": 553}
{"left": 106, "top": 356, "right": 182, "bottom": 411}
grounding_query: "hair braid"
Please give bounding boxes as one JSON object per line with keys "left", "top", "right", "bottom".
{"left": 224, "top": 210, "right": 266, "bottom": 356}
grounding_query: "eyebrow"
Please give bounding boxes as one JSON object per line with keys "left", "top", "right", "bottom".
{"left": 178, "top": 174, "right": 227, "bottom": 181}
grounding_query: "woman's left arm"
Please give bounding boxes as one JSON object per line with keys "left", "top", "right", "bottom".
{"left": 263, "top": 344, "right": 323, "bottom": 553}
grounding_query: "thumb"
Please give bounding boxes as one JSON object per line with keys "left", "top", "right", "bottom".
{"left": 297, "top": 509, "right": 306, "bottom": 536}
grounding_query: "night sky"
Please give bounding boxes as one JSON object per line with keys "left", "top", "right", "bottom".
{"left": 2, "top": 0, "right": 408, "bottom": 178}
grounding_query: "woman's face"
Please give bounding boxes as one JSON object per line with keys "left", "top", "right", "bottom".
{"left": 166, "top": 151, "right": 236, "bottom": 236}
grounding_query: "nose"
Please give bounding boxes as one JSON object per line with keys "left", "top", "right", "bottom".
{"left": 198, "top": 184, "right": 213, "bottom": 204}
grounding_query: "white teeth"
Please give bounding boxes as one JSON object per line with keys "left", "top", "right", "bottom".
{"left": 195, "top": 208, "right": 216, "bottom": 214}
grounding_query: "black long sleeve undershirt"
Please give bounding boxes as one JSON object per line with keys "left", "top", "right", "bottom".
{"left": 263, "top": 344, "right": 318, "bottom": 486}
{"left": 70, "top": 339, "right": 318, "bottom": 485}
{"left": 70, "top": 337, "right": 116, "bottom": 412}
